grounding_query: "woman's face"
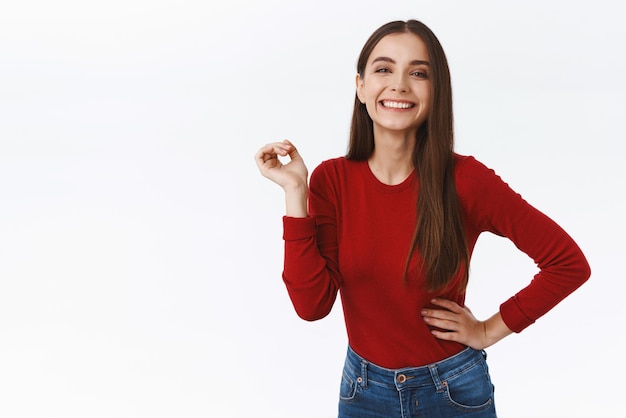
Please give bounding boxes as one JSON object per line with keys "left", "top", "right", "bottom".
{"left": 356, "top": 32, "right": 431, "bottom": 136}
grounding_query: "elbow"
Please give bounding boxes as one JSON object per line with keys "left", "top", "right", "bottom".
{"left": 283, "top": 275, "right": 339, "bottom": 322}
{"left": 569, "top": 255, "right": 591, "bottom": 291}
{"left": 293, "top": 303, "right": 332, "bottom": 322}
{"left": 288, "top": 289, "right": 334, "bottom": 321}
{"left": 563, "top": 244, "right": 592, "bottom": 287}
{"left": 580, "top": 259, "right": 592, "bottom": 284}
{"left": 576, "top": 249, "right": 592, "bottom": 284}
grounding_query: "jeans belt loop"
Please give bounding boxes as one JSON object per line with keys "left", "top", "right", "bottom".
{"left": 428, "top": 364, "right": 445, "bottom": 392}
{"left": 360, "top": 359, "right": 368, "bottom": 388}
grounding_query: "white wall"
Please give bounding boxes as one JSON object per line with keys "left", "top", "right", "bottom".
{"left": 0, "top": 1, "right": 623, "bottom": 416}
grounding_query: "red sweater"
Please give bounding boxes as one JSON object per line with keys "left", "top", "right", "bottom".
{"left": 282, "top": 155, "right": 590, "bottom": 368}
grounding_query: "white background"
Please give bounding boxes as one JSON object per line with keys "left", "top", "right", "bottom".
{"left": 1, "top": 1, "right": 624, "bottom": 417}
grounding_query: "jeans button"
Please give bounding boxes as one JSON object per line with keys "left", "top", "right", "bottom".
{"left": 397, "top": 374, "right": 406, "bottom": 383}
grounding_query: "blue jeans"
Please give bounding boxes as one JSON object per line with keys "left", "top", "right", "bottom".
{"left": 338, "top": 346, "right": 497, "bottom": 417}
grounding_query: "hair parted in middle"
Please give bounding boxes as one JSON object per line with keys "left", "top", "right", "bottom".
{"left": 346, "top": 19, "right": 469, "bottom": 293}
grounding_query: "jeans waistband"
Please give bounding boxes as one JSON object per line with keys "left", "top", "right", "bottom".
{"left": 345, "top": 345, "right": 487, "bottom": 391}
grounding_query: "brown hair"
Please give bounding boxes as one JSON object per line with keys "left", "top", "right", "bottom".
{"left": 346, "top": 20, "right": 468, "bottom": 292}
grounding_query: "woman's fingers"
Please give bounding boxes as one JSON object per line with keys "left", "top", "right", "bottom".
{"left": 425, "top": 318, "right": 459, "bottom": 332}
{"left": 256, "top": 141, "right": 290, "bottom": 160}
{"left": 281, "top": 139, "right": 301, "bottom": 156}
{"left": 255, "top": 141, "right": 291, "bottom": 170}
{"left": 421, "top": 299, "right": 488, "bottom": 349}
{"left": 430, "top": 298, "right": 463, "bottom": 313}
{"left": 421, "top": 299, "right": 472, "bottom": 331}
{"left": 254, "top": 140, "right": 308, "bottom": 190}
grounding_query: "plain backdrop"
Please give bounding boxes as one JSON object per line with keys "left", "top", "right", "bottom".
{"left": 1, "top": 1, "right": 624, "bottom": 417}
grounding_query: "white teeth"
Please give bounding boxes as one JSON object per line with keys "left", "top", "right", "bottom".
{"left": 382, "top": 101, "right": 414, "bottom": 109}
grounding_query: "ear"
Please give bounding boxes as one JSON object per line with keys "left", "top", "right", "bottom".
{"left": 355, "top": 74, "right": 365, "bottom": 104}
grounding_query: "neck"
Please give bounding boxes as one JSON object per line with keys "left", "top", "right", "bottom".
{"left": 368, "top": 129, "right": 416, "bottom": 185}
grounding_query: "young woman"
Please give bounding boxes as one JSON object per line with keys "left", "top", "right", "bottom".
{"left": 254, "top": 20, "right": 590, "bottom": 417}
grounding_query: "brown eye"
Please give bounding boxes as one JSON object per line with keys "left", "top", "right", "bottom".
{"left": 411, "top": 71, "right": 428, "bottom": 78}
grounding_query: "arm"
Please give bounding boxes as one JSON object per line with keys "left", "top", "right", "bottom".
{"left": 477, "top": 159, "right": 591, "bottom": 333}
{"left": 423, "top": 157, "right": 590, "bottom": 347}
{"left": 255, "top": 141, "right": 342, "bottom": 320}
{"left": 281, "top": 160, "right": 343, "bottom": 320}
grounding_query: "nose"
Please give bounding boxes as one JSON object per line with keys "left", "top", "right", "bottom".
{"left": 391, "top": 73, "right": 409, "bottom": 93}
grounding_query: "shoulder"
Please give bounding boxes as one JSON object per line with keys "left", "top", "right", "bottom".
{"left": 453, "top": 153, "right": 519, "bottom": 206}
{"left": 311, "top": 156, "right": 362, "bottom": 181}
{"left": 454, "top": 154, "right": 492, "bottom": 177}
{"left": 310, "top": 157, "right": 365, "bottom": 198}
{"left": 314, "top": 156, "right": 358, "bottom": 171}
{"left": 453, "top": 154, "right": 496, "bottom": 190}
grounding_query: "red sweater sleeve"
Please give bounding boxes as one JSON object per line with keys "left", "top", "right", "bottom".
{"left": 282, "top": 162, "right": 342, "bottom": 321}
{"left": 458, "top": 157, "right": 591, "bottom": 332}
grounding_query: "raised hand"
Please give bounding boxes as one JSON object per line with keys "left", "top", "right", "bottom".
{"left": 255, "top": 139, "right": 308, "bottom": 191}
{"left": 255, "top": 139, "right": 309, "bottom": 217}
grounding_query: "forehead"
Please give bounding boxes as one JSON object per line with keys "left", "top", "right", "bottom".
{"left": 367, "top": 32, "right": 429, "bottom": 64}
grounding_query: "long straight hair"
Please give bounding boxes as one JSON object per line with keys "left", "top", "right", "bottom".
{"left": 346, "top": 20, "right": 468, "bottom": 292}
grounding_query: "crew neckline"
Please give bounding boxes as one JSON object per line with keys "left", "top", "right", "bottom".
{"left": 361, "top": 160, "right": 417, "bottom": 192}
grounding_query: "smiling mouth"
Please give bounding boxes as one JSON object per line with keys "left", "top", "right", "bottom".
{"left": 380, "top": 100, "right": 415, "bottom": 109}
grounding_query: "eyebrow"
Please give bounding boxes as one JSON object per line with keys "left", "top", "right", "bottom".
{"left": 371, "top": 56, "right": 430, "bottom": 66}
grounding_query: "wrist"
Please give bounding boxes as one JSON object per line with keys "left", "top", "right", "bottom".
{"left": 284, "top": 182, "right": 308, "bottom": 195}
{"left": 285, "top": 184, "right": 309, "bottom": 218}
{"left": 482, "top": 313, "right": 513, "bottom": 348}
